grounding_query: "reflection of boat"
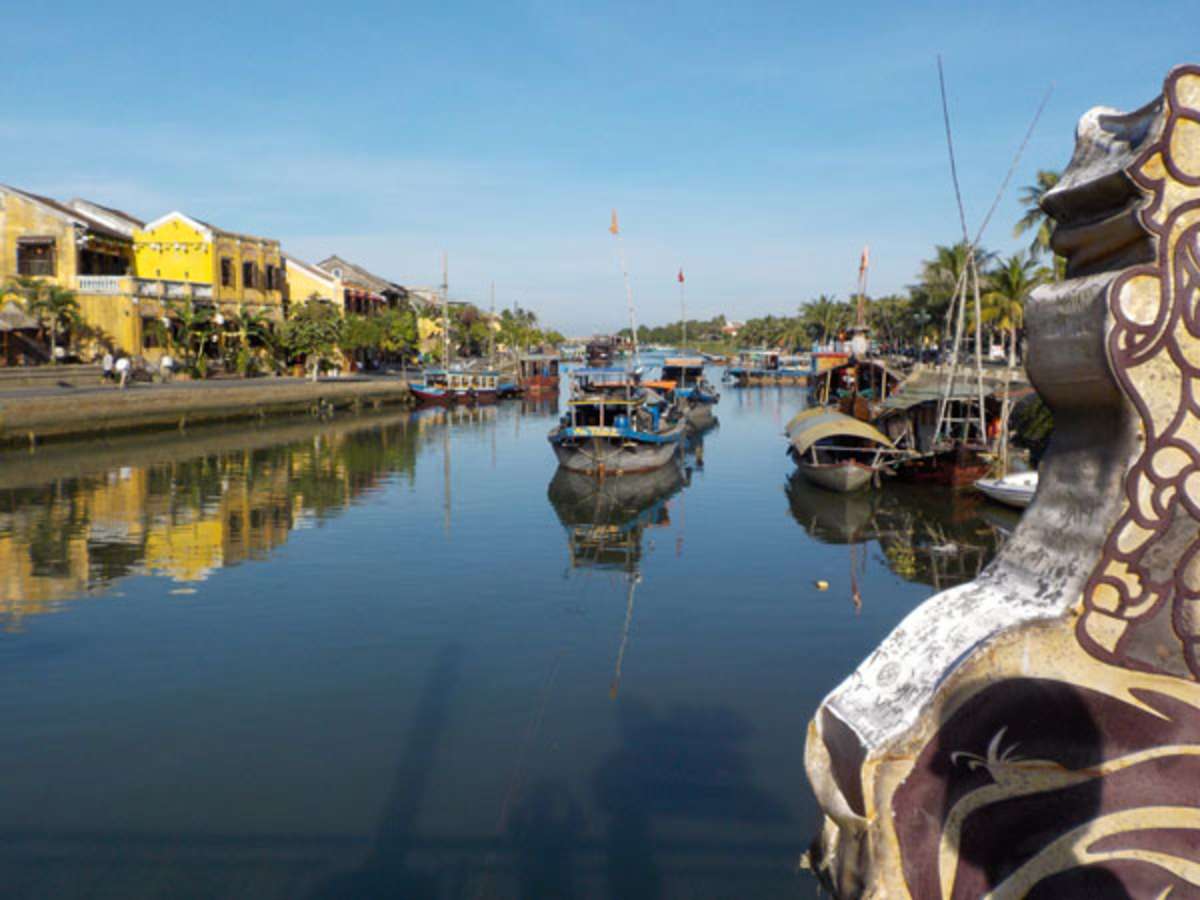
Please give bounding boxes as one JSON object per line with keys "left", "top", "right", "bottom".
{"left": 783, "top": 472, "right": 878, "bottom": 543}
{"left": 975, "top": 470, "right": 1038, "bottom": 509}
{"left": 786, "top": 407, "right": 898, "bottom": 492}
{"left": 548, "top": 368, "right": 686, "bottom": 475}
{"left": 547, "top": 465, "right": 685, "bottom": 571}
{"left": 785, "top": 474, "right": 1007, "bottom": 591}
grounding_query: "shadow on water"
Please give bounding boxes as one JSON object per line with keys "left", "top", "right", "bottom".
{"left": 309, "top": 643, "right": 463, "bottom": 900}
{"left": 591, "top": 698, "right": 792, "bottom": 900}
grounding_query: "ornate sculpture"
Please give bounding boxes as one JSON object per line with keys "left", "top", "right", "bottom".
{"left": 805, "top": 65, "right": 1200, "bottom": 898}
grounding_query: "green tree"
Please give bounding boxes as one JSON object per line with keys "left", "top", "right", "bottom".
{"left": 27, "top": 284, "right": 80, "bottom": 363}
{"left": 1014, "top": 169, "right": 1060, "bottom": 260}
{"left": 282, "top": 300, "right": 342, "bottom": 380}
{"left": 166, "top": 298, "right": 216, "bottom": 377}
{"left": 983, "top": 252, "right": 1043, "bottom": 366}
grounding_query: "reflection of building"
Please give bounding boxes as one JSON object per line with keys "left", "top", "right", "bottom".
{"left": 0, "top": 416, "right": 420, "bottom": 630}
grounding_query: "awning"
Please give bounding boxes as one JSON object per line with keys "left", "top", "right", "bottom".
{"left": 787, "top": 408, "right": 894, "bottom": 456}
{"left": 0, "top": 300, "right": 39, "bottom": 331}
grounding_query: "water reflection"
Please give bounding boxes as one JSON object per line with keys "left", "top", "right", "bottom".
{"left": 0, "top": 413, "right": 427, "bottom": 630}
{"left": 785, "top": 472, "right": 1018, "bottom": 591}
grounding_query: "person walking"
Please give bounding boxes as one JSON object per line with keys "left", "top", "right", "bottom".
{"left": 101, "top": 350, "right": 114, "bottom": 383}
{"left": 160, "top": 353, "right": 174, "bottom": 383}
{"left": 115, "top": 354, "right": 130, "bottom": 389}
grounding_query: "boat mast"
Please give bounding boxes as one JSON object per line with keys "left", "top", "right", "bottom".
{"left": 489, "top": 280, "right": 496, "bottom": 367}
{"left": 442, "top": 252, "right": 451, "bottom": 368}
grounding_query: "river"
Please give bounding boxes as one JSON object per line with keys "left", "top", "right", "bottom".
{"left": 0, "top": 372, "right": 1016, "bottom": 898}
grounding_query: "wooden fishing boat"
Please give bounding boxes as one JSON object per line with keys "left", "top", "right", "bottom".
{"left": 410, "top": 368, "right": 500, "bottom": 406}
{"left": 786, "top": 407, "right": 900, "bottom": 492}
{"left": 808, "top": 359, "right": 903, "bottom": 421}
{"left": 975, "top": 470, "right": 1038, "bottom": 509}
{"left": 518, "top": 353, "right": 560, "bottom": 395}
{"left": 548, "top": 368, "right": 686, "bottom": 475}
{"left": 655, "top": 357, "right": 719, "bottom": 429}
{"left": 727, "top": 350, "right": 810, "bottom": 386}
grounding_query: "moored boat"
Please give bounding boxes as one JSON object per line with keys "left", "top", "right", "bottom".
{"left": 518, "top": 353, "right": 561, "bottom": 395}
{"left": 656, "top": 357, "right": 720, "bottom": 429}
{"left": 548, "top": 368, "right": 686, "bottom": 476}
{"left": 410, "top": 368, "right": 500, "bottom": 406}
{"left": 786, "top": 407, "right": 900, "bottom": 492}
{"left": 975, "top": 470, "right": 1038, "bottom": 509}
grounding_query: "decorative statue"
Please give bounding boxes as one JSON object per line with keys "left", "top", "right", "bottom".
{"left": 805, "top": 65, "right": 1200, "bottom": 898}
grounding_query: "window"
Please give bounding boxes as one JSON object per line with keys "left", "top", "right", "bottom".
{"left": 265, "top": 264, "right": 279, "bottom": 290}
{"left": 242, "top": 261, "right": 256, "bottom": 289}
{"left": 221, "top": 258, "right": 234, "bottom": 287}
{"left": 16, "top": 238, "right": 56, "bottom": 276}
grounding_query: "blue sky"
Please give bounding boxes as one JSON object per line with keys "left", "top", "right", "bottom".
{"left": 2, "top": 1, "right": 1196, "bottom": 333}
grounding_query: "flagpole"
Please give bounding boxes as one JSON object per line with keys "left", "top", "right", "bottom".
{"left": 610, "top": 210, "right": 638, "bottom": 367}
{"left": 678, "top": 269, "right": 687, "bottom": 351}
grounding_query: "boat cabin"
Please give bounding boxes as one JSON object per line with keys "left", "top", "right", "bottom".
{"left": 660, "top": 357, "right": 705, "bottom": 388}
{"left": 519, "top": 354, "right": 560, "bottom": 382}
{"left": 810, "top": 359, "right": 902, "bottom": 418}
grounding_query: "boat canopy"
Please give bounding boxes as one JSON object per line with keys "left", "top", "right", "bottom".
{"left": 663, "top": 357, "right": 705, "bottom": 368}
{"left": 788, "top": 409, "right": 894, "bottom": 457}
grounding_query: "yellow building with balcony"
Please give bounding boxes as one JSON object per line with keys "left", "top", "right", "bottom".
{"left": 133, "top": 212, "right": 284, "bottom": 323}
{"left": 0, "top": 184, "right": 146, "bottom": 357}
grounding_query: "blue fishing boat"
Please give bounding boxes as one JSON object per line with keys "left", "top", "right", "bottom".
{"left": 656, "top": 356, "right": 720, "bottom": 429}
{"left": 547, "top": 368, "right": 686, "bottom": 475}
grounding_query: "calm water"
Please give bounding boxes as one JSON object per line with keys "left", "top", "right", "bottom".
{"left": 0, "top": 372, "right": 1015, "bottom": 899}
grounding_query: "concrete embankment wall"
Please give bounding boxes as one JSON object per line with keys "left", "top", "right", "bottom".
{"left": 0, "top": 377, "right": 413, "bottom": 447}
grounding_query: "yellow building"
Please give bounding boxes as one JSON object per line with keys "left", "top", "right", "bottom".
{"left": 133, "top": 212, "right": 284, "bottom": 323}
{"left": 283, "top": 254, "right": 343, "bottom": 313}
{"left": 0, "top": 184, "right": 146, "bottom": 357}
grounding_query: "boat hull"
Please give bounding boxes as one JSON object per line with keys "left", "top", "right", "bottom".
{"left": 975, "top": 473, "right": 1037, "bottom": 509}
{"left": 800, "top": 460, "right": 876, "bottom": 493}
{"left": 683, "top": 402, "right": 716, "bottom": 430}
{"left": 410, "top": 386, "right": 452, "bottom": 406}
{"left": 895, "top": 446, "right": 990, "bottom": 486}
{"left": 549, "top": 432, "right": 683, "bottom": 476}
{"left": 521, "top": 376, "right": 560, "bottom": 394}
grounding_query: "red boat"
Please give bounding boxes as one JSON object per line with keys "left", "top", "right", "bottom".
{"left": 894, "top": 444, "right": 991, "bottom": 486}
{"left": 518, "top": 354, "right": 560, "bottom": 395}
{"left": 410, "top": 369, "right": 500, "bottom": 406}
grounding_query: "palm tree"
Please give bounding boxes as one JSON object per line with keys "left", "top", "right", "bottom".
{"left": 801, "top": 295, "right": 847, "bottom": 345}
{"left": 27, "top": 284, "right": 80, "bottom": 363}
{"left": 983, "top": 253, "right": 1043, "bottom": 367}
{"left": 1014, "top": 170, "right": 1060, "bottom": 260}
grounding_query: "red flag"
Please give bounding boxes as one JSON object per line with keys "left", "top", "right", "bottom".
{"left": 858, "top": 245, "right": 870, "bottom": 276}
{"left": 678, "top": 268, "right": 685, "bottom": 283}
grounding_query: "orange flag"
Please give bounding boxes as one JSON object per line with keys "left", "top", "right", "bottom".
{"left": 609, "top": 209, "right": 619, "bottom": 235}
{"left": 858, "top": 245, "right": 870, "bottom": 276}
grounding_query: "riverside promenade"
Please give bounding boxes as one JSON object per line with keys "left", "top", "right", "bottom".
{"left": 0, "top": 374, "right": 414, "bottom": 447}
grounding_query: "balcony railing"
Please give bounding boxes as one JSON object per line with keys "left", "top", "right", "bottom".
{"left": 132, "top": 279, "right": 213, "bottom": 301}
{"left": 76, "top": 275, "right": 126, "bottom": 295}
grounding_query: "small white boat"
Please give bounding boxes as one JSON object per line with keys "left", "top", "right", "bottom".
{"left": 975, "top": 470, "right": 1038, "bottom": 509}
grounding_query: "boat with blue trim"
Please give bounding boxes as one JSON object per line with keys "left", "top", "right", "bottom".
{"left": 548, "top": 367, "right": 686, "bottom": 475}
{"left": 655, "top": 356, "right": 719, "bottom": 430}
